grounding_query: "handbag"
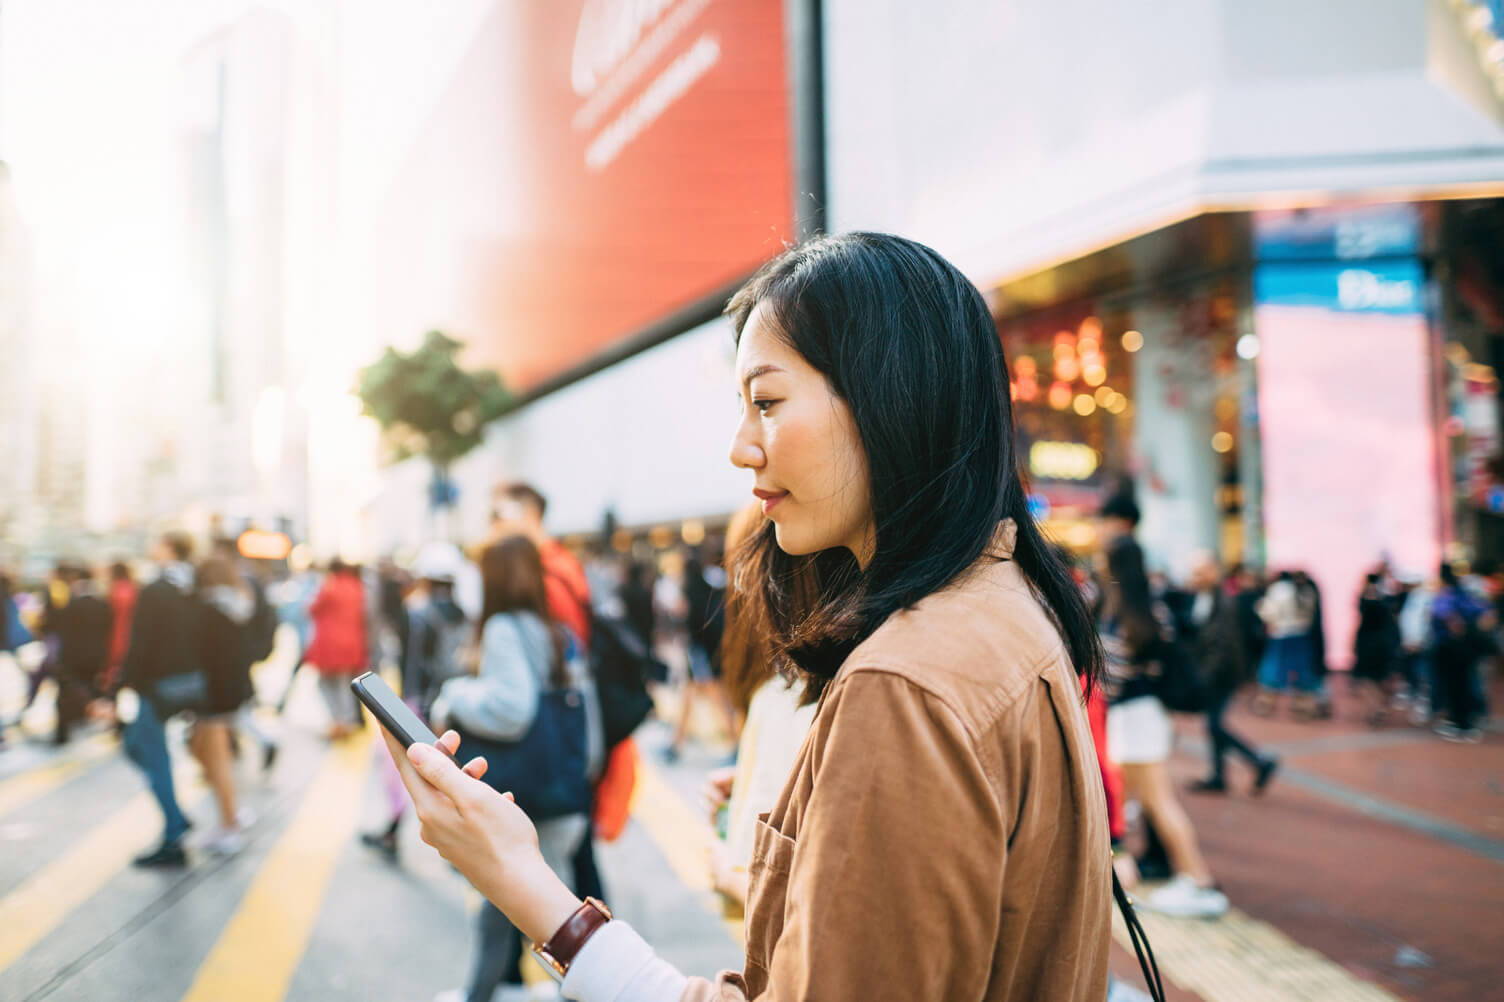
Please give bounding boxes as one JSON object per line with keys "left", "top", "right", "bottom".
{"left": 455, "top": 614, "right": 592, "bottom": 821}
{"left": 1152, "top": 636, "right": 1207, "bottom": 713}
{"left": 151, "top": 670, "right": 209, "bottom": 718}
{"left": 457, "top": 686, "right": 592, "bottom": 821}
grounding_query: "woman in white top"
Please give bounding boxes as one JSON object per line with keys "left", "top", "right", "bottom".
{"left": 427, "top": 534, "right": 601, "bottom": 1002}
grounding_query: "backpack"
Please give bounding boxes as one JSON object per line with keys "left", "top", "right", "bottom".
{"left": 590, "top": 614, "right": 668, "bottom": 748}
{"left": 1154, "top": 635, "right": 1207, "bottom": 713}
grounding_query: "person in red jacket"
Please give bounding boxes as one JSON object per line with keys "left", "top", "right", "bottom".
{"left": 305, "top": 560, "right": 369, "bottom": 739}
{"left": 105, "top": 562, "right": 137, "bottom": 691}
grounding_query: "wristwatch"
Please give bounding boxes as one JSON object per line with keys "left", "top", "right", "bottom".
{"left": 532, "top": 896, "right": 613, "bottom": 981}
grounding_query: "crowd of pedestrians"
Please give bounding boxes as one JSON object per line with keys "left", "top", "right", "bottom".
{"left": 2, "top": 231, "right": 1499, "bottom": 1002}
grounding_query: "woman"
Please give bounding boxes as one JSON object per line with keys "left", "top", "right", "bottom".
{"left": 385, "top": 233, "right": 1112, "bottom": 1000}
{"left": 1353, "top": 572, "right": 1401, "bottom": 726}
{"left": 1254, "top": 571, "right": 1320, "bottom": 717}
{"left": 305, "top": 560, "right": 369, "bottom": 739}
{"left": 702, "top": 503, "right": 818, "bottom": 909}
{"left": 426, "top": 534, "right": 601, "bottom": 1002}
{"left": 1100, "top": 539, "right": 1228, "bottom": 919}
{"left": 193, "top": 555, "right": 258, "bottom": 855}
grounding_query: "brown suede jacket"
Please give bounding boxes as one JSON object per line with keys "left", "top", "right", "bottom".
{"left": 682, "top": 522, "right": 1111, "bottom": 1002}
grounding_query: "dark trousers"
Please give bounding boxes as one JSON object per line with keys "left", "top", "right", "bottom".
{"left": 1440, "top": 654, "right": 1479, "bottom": 731}
{"left": 1205, "top": 684, "right": 1263, "bottom": 782}
{"left": 469, "top": 901, "right": 524, "bottom": 1002}
{"left": 492, "top": 823, "right": 606, "bottom": 986}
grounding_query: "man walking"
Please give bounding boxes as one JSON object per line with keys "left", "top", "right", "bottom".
{"left": 117, "top": 533, "right": 200, "bottom": 867}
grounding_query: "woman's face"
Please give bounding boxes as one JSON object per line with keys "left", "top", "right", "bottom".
{"left": 729, "top": 303, "right": 874, "bottom": 566}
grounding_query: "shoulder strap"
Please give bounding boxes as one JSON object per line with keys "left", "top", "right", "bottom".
{"left": 1112, "top": 871, "right": 1166, "bottom": 1002}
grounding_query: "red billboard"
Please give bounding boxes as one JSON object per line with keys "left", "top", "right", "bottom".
{"left": 371, "top": 0, "right": 795, "bottom": 392}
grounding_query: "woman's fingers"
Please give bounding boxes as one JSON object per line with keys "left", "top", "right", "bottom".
{"left": 408, "top": 741, "right": 477, "bottom": 804}
{"left": 437, "top": 729, "right": 462, "bottom": 755}
{"left": 462, "top": 756, "right": 489, "bottom": 780}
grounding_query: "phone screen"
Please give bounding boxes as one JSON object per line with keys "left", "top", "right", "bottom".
{"left": 350, "top": 671, "right": 460, "bottom": 766}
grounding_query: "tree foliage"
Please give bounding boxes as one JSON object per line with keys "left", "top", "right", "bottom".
{"left": 354, "top": 330, "right": 511, "bottom": 469}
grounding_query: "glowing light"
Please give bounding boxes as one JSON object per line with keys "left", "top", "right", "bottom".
{"left": 1083, "top": 365, "right": 1107, "bottom": 387}
{"left": 1078, "top": 317, "right": 1103, "bottom": 341}
{"left": 1029, "top": 441, "right": 1100, "bottom": 480}
{"left": 1078, "top": 336, "right": 1100, "bottom": 357}
{"left": 1211, "top": 431, "right": 1234, "bottom": 454}
{"left": 1016, "top": 377, "right": 1039, "bottom": 402}
{"left": 1107, "top": 395, "right": 1129, "bottom": 415}
{"left": 1122, "top": 330, "right": 1145, "bottom": 353}
{"left": 1236, "top": 334, "right": 1260, "bottom": 360}
{"left": 1073, "top": 394, "right": 1097, "bottom": 416}
{"left": 238, "top": 530, "right": 292, "bottom": 561}
{"left": 1048, "top": 382, "right": 1073, "bottom": 410}
{"left": 1055, "top": 356, "right": 1080, "bottom": 382}
{"left": 1094, "top": 386, "right": 1115, "bottom": 406}
{"left": 1054, "top": 341, "right": 1076, "bottom": 361}
{"left": 681, "top": 520, "right": 706, "bottom": 546}
{"left": 1014, "top": 356, "right": 1037, "bottom": 378}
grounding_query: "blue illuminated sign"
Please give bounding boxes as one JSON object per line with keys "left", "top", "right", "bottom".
{"left": 1254, "top": 259, "right": 1424, "bottom": 315}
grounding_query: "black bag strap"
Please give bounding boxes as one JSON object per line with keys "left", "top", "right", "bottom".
{"left": 1112, "top": 870, "right": 1166, "bottom": 1002}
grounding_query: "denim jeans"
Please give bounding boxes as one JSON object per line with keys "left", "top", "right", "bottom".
{"left": 122, "top": 696, "right": 191, "bottom": 844}
{"left": 1258, "top": 634, "right": 1319, "bottom": 692}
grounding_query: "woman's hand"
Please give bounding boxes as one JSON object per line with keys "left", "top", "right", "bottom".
{"left": 381, "top": 729, "right": 581, "bottom": 943}
{"left": 701, "top": 765, "right": 736, "bottom": 827}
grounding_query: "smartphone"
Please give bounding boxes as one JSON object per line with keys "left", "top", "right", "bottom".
{"left": 350, "top": 671, "right": 461, "bottom": 767}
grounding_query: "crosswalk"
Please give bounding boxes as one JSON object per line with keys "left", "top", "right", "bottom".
{"left": 0, "top": 677, "right": 1417, "bottom": 1002}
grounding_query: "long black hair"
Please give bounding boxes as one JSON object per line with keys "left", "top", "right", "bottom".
{"left": 727, "top": 232, "right": 1103, "bottom": 696}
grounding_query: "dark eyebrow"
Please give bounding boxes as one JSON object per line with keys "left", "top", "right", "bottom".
{"left": 741, "top": 364, "right": 784, "bottom": 387}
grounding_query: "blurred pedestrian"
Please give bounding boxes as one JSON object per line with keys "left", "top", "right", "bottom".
{"left": 273, "top": 550, "right": 320, "bottom": 713}
{"left": 104, "top": 561, "right": 137, "bottom": 693}
{"left": 117, "top": 532, "right": 199, "bottom": 867}
{"left": 619, "top": 560, "right": 656, "bottom": 651}
{"left": 382, "top": 232, "right": 1113, "bottom": 1001}
{"left": 491, "top": 481, "right": 606, "bottom": 909}
{"left": 426, "top": 534, "right": 601, "bottom": 1002}
{"left": 0, "top": 570, "right": 30, "bottom": 746}
{"left": 20, "top": 564, "right": 70, "bottom": 718}
{"left": 305, "top": 560, "right": 370, "bottom": 739}
{"left": 1353, "top": 572, "right": 1402, "bottom": 726}
{"left": 191, "top": 555, "right": 257, "bottom": 854}
{"left": 701, "top": 504, "right": 817, "bottom": 910}
{"left": 1432, "top": 563, "right": 1493, "bottom": 742}
{"left": 52, "top": 564, "right": 112, "bottom": 746}
{"left": 1101, "top": 537, "right": 1229, "bottom": 918}
{"left": 668, "top": 545, "right": 738, "bottom": 761}
{"left": 361, "top": 542, "right": 470, "bottom": 860}
{"left": 1253, "top": 571, "right": 1320, "bottom": 718}
{"left": 211, "top": 538, "right": 280, "bottom": 771}
{"left": 1398, "top": 572, "right": 1438, "bottom": 723}
{"left": 1182, "top": 553, "right": 1276, "bottom": 795}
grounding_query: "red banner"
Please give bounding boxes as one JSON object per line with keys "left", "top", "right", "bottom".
{"left": 372, "top": 0, "right": 794, "bottom": 391}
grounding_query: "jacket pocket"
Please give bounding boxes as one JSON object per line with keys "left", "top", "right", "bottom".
{"left": 742, "top": 817, "right": 797, "bottom": 992}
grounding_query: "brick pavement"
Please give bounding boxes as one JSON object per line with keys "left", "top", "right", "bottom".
{"left": 1157, "top": 675, "right": 1504, "bottom": 1002}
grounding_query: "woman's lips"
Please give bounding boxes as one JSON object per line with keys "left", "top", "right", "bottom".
{"left": 753, "top": 489, "right": 788, "bottom": 513}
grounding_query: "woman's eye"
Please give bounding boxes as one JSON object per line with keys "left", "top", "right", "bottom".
{"left": 752, "top": 399, "right": 778, "bottom": 414}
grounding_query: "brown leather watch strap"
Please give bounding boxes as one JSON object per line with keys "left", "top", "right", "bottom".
{"left": 533, "top": 897, "right": 613, "bottom": 978}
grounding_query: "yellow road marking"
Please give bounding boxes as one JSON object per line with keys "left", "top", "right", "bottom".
{"left": 179, "top": 730, "right": 372, "bottom": 1002}
{"left": 0, "top": 733, "right": 117, "bottom": 820}
{"left": 631, "top": 759, "right": 744, "bottom": 945}
{"left": 0, "top": 761, "right": 204, "bottom": 972}
{"left": 1112, "top": 897, "right": 1403, "bottom": 1002}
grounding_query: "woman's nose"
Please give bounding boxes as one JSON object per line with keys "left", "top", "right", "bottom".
{"left": 729, "top": 424, "right": 765, "bottom": 470}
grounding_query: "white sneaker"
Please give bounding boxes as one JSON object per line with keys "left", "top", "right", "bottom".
{"left": 1144, "top": 874, "right": 1229, "bottom": 919}
{"left": 204, "top": 826, "right": 247, "bottom": 856}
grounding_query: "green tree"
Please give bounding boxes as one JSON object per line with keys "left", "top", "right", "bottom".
{"left": 354, "top": 331, "right": 511, "bottom": 516}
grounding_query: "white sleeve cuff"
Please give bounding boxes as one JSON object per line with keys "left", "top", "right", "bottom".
{"left": 560, "top": 920, "right": 689, "bottom": 1002}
